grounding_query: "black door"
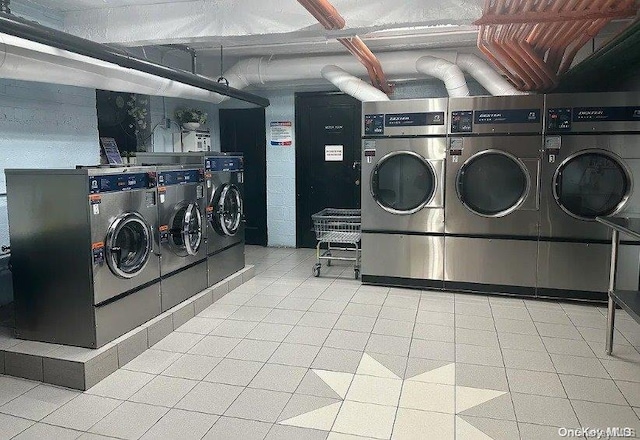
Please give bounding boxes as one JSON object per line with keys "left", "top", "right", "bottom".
{"left": 219, "top": 108, "right": 268, "bottom": 246}
{"left": 296, "top": 93, "right": 362, "bottom": 248}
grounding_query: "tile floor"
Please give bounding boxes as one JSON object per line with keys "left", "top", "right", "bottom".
{"left": 1, "top": 245, "right": 640, "bottom": 439}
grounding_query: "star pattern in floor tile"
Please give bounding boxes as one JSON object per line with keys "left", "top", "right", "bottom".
{"left": 279, "top": 352, "right": 508, "bottom": 439}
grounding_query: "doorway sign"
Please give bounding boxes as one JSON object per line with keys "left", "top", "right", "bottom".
{"left": 270, "top": 121, "right": 293, "bottom": 146}
{"left": 325, "top": 145, "right": 344, "bottom": 162}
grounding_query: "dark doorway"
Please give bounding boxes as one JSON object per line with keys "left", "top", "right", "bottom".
{"left": 296, "top": 92, "right": 362, "bottom": 248}
{"left": 219, "top": 108, "right": 268, "bottom": 246}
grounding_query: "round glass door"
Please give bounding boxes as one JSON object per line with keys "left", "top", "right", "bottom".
{"left": 457, "top": 150, "right": 530, "bottom": 217}
{"left": 213, "top": 184, "right": 243, "bottom": 236}
{"left": 554, "top": 150, "right": 632, "bottom": 221}
{"left": 106, "top": 212, "right": 152, "bottom": 279}
{"left": 170, "top": 203, "right": 203, "bottom": 256}
{"left": 370, "top": 151, "right": 436, "bottom": 215}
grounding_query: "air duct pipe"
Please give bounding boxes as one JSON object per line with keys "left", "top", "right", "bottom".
{"left": 0, "top": 33, "right": 234, "bottom": 103}
{"left": 455, "top": 53, "right": 525, "bottom": 96}
{"left": 415, "top": 56, "right": 470, "bottom": 97}
{"left": 0, "top": 12, "right": 269, "bottom": 106}
{"left": 220, "top": 50, "right": 522, "bottom": 101}
{"left": 321, "top": 65, "right": 390, "bottom": 101}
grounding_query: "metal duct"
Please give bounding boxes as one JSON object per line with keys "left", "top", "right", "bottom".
{"left": 321, "top": 65, "right": 390, "bottom": 102}
{"left": 0, "top": 12, "right": 269, "bottom": 107}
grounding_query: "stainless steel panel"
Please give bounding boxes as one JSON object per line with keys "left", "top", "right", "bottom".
{"left": 160, "top": 260, "right": 208, "bottom": 311}
{"left": 546, "top": 92, "right": 640, "bottom": 133}
{"left": 206, "top": 171, "right": 245, "bottom": 256}
{"left": 362, "top": 98, "right": 448, "bottom": 137}
{"left": 7, "top": 171, "right": 95, "bottom": 348}
{"left": 537, "top": 241, "right": 610, "bottom": 292}
{"left": 445, "top": 136, "right": 541, "bottom": 236}
{"left": 91, "top": 188, "right": 161, "bottom": 305}
{"left": 156, "top": 166, "right": 207, "bottom": 278}
{"left": 361, "top": 233, "right": 444, "bottom": 282}
{"left": 449, "top": 95, "right": 544, "bottom": 134}
{"left": 539, "top": 135, "right": 640, "bottom": 240}
{"left": 207, "top": 243, "right": 245, "bottom": 287}
{"left": 95, "top": 282, "right": 161, "bottom": 348}
{"left": 444, "top": 236, "right": 537, "bottom": 287}
{"left": 361, "top": 137, "right": 446, "bottom": 233}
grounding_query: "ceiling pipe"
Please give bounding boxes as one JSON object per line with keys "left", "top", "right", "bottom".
{"left": 321, "top": 65, "right": 390, "bottom": 101}
{"left": 0, "top": 12, "right": 269, "bottom": 107}
{"left": 455, "top": 53, "right": 525, "bottom": 95}
{"left": 219, "top": 50, "right": 523, "bottom": 101}
{"left": 415, "top": 56, "right": 470, "bottom": 97}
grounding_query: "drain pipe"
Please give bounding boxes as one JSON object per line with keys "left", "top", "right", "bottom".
{"left": 415, "top": 56, "right": 470, "bottom": 97}
{"left": 321, "top": 65, "right": 390, "bottom": 101}
{"left": 455, "top": 53, "right": 525, "bottom": 96}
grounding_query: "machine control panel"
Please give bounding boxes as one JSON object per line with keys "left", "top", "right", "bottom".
{"left": 450, "top": 111, "right": 473, "bottom": 133}
{"left": 205, "top": 157, "right": 244, "bottom": 172}
{"left": 364, "top": 112, "right": 445, "bottom": 135}
{"left": 573, "top": 106, "right": 640, "bottom": 122}
{"left": 364, "top": 114, "right": 384, "bottom": 135}
{"left": 92, "top": 242, "right": 105, "bottom": 266}
{"left": 474, "top": 108, "right": 541, "bottom": 125}
{"left": 89, "top": 172, "right": 156, "bottom": 194}
{"left": 547, "top": 108, "right": 572, "bottom": 131}
{"left": 157, "top": 169, "right": 204, "bottom": 186}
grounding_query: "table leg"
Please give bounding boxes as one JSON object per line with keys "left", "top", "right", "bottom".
{"left": 606, "top": 229, "right": 619, "bottom": 356}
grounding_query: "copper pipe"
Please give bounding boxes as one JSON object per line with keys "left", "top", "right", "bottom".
{"left": 297, "top": 0, "right": 345, "bottom": 29}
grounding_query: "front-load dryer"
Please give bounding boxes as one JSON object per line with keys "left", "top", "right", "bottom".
{"left": 445, "top": 95, "right": 543, "bottom": 296}
{"left": 205, "top": 154, "right": 246, "bottom": 286}
{"left": 361, "top": 98, "right": 448, "bottom": 289}
{"left": 156, "top": 165, "right": 207, "bottom": 311}
{"left": 6, "top": 166, "right": 161, "bottom": 348}
{"left": 539, "top": 92, "right": 640, "bottom": 301}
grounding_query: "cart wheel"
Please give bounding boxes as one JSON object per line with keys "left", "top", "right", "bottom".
{"left": 354, "top": 268, "right": 360, "bottom": 279}
{"left": 313, "top": 264, "right": 321, "bottom": 277}
{"left": 326, "top": 252, "right": 332, "bottom": 266}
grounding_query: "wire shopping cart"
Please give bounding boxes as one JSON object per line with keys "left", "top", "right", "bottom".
{"left": 312, "top": 208, "right": 362, "bottom": 279}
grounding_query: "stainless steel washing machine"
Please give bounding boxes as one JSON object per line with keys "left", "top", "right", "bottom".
{"left": 445, "top": 95, "right": 543, "bottom": 296}
{"left": 539, "top": 92, "right": 640, "bottom": 301}
{"left": 5, "top": 166, "right": 161, "bottom": 348}
{"left": 361, "top": 98, "right": 448, "bottom": 288}
{"left": 157, "top": 165, "right": 208, "bottom": 311}
{"left": 205, "top": 154, "right": 245, "bottom": 286}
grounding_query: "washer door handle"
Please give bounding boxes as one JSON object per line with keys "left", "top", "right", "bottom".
{"left": 111, "top": 247, "right": 122, "bottom": 268}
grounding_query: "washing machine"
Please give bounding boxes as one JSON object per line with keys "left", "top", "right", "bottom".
{"left": 539, "top": 92, "right": 640, "bottom": 301}
{"left": 445, "top": 95, "right": 543, "bottom": 296}
{"left": 360, "top": 98, "right": 448, "bottom": 289}
{"left": 156, "top": 165, "right": 208, "bottom": 311}
{"left": 205, "top": 154, "right": 246, "bottom": 286}
{"left": 6, "top": 166, "right": 161, "bottom": 348}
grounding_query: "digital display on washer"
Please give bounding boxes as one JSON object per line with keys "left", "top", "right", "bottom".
{"left": 205, "top": 157, "right": 243, "bottom": 172}
{"left": 572, "top": 106, "right": 640, "bottom": 122}
{"left": 474, "top": 109, "right": 541, "bottom": 124}
{"left": 89, "top": 173, "right": 154, "bottom": 194}
{"left": 158, "top": 170, "right": 203, "bottom": 186}
{"left": 547, "top": 108, "right": 572, "bottom": 131}
{"left": 384, "top": 112, "right": 445, "bottom": 127}
{"left": 451, "top": 111, "right": 474, "bottom": 133}
{"left": 364, "top": 114, "right": 384, "bottom": 135}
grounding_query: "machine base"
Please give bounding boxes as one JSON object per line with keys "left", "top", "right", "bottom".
{"left": 208, "top": 243, "right": 245, "bottom": 287}
{"left": 161, "top": 260, "right": 208, "bottom": 312}
{"left": 361, "top": 275, "right": 442, "bottom": 290}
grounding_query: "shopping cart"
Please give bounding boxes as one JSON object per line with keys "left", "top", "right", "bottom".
{"left": 311, "top": 208, "right": 362, "bottom": 279}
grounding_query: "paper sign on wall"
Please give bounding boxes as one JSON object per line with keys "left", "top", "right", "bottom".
{"left": 100, "top": 137, "right": 123, "bottom": 165}
{"left": 325, "top": 145, "right": 344, "bottom": 162}
{"left": 270, "top": 121, "right": 293, "bottom": 146}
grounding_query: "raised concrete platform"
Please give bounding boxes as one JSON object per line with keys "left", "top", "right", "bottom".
{"left": 0, "top": 265, "right": 255, "bottom": 390}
